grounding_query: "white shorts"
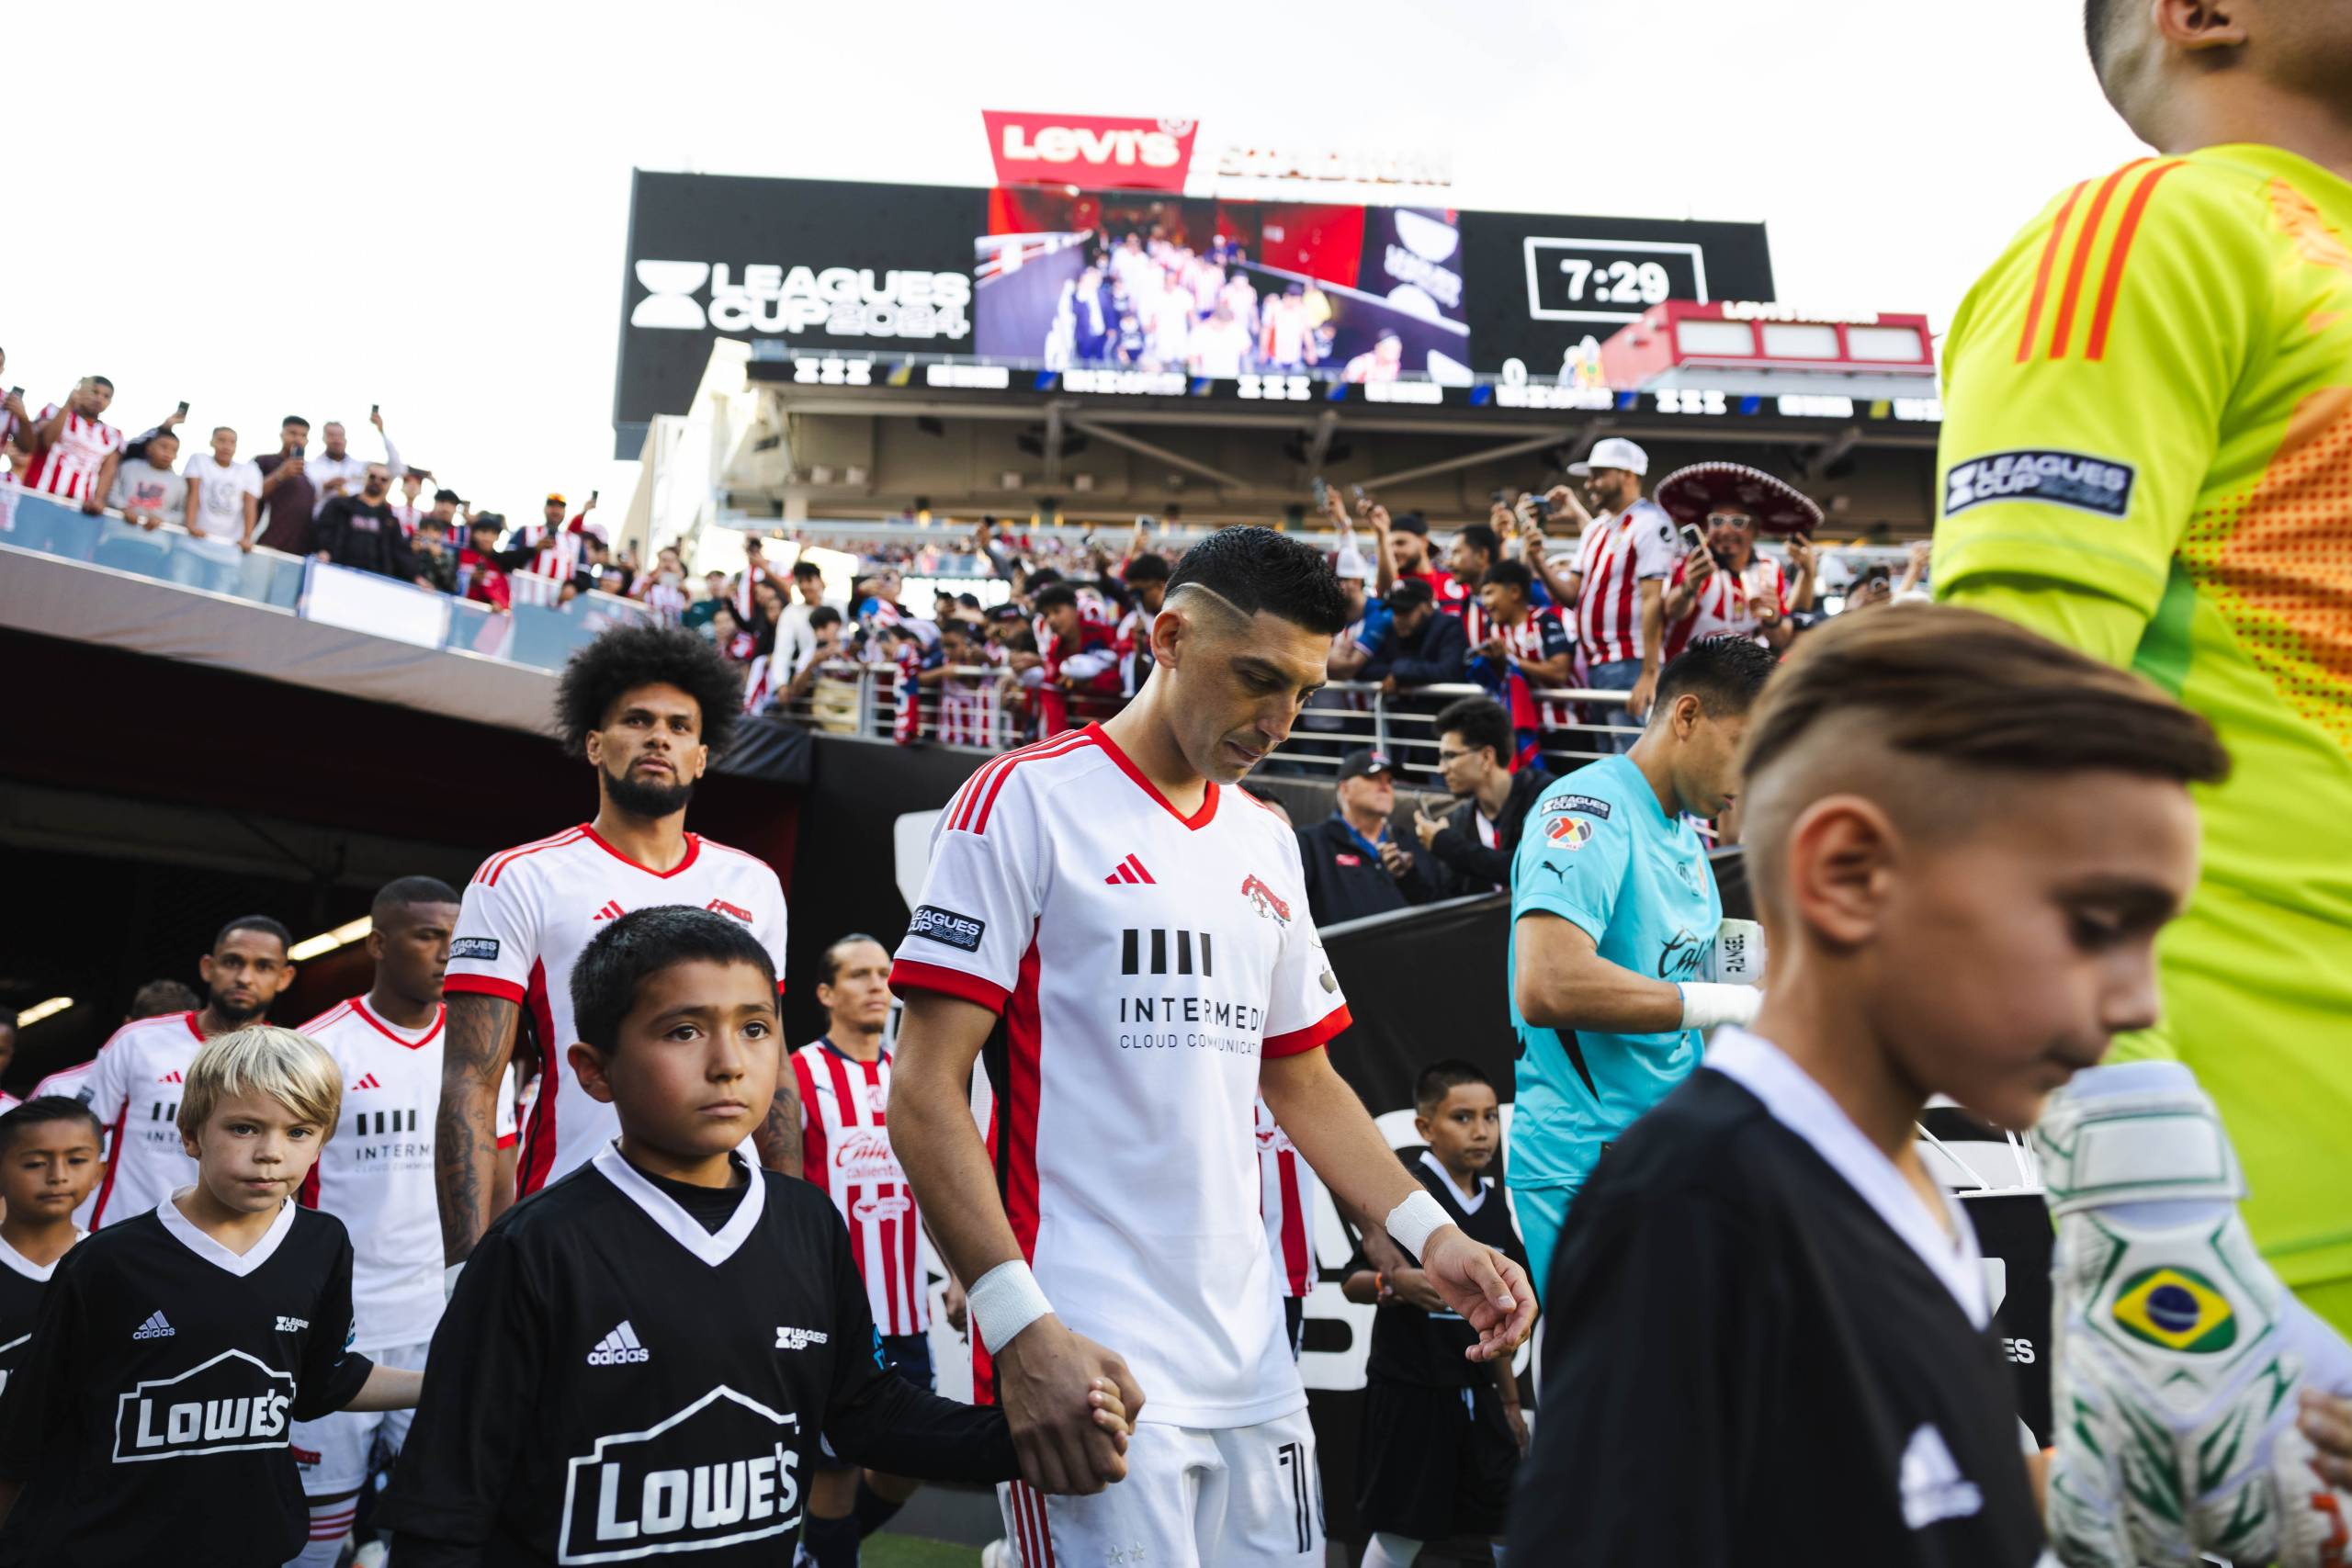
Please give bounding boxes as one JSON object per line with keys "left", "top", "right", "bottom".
{"left": 999, "top": 1405, "right": 1320, "bottom": 1567}
{"left": 290, "top": 1339, "right": 430, "bottom": 1496}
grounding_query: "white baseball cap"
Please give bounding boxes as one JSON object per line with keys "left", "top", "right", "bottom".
{"left": 1567, "top": 437, "right": 1650, "bottom": 477}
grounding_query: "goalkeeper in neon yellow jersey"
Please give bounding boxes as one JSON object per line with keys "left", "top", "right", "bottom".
{"left": 1934, "top": 1, "right": 2352, "bottom": 1561}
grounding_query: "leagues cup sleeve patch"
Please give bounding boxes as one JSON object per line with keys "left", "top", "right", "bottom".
{"left": 908, "top": 906, "right": 986, "bottom": 953}
{"left": 1542, "top": 795, "right": 1613, "bottom": 819}
{"left": 1942, "top": 450, "right": 2135, "bottom": 520}
{"left": 450, "top": 937, "right": 501, "bottom": 962}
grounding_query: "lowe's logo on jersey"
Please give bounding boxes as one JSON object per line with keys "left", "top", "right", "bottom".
{"left": 560, "top": 1386, "right": 801, "bottom": 1562}
{"left": 909, "top": 906, "right": 985, "bottom": 953}
{"left": 1942, "top": 449, "right": 2134, "bottom": 521}
{"left": 112, "top": 1349, "right": 295, "bottom": 1463}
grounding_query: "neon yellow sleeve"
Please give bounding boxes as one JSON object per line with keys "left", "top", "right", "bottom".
{"left": 1938, "top": 574, "right": 2148, "bottom": 671}
{"left": 1932, "top": 159, "right": 2267, "bottom": 621}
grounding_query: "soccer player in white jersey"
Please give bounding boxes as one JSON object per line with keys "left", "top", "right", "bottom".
{"left": 78, "top": 916, "right": 299, "bottom": 1228}
{"left": 436, "top": 625, "right": 795, "bottom": 1271}
{"left": 34, "top": 984, "right": 199, "bottom": 1231}
{"left": 795, "top": 932, "right": 969, "bottom": 1568}
{"left": 285, "top": 877, "right": 470, "bottom": 1566}
{"left": 891, "top": 526, "right": 1535, "bottom": 1567}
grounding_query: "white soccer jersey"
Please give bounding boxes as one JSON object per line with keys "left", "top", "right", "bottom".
{"left": 19, "top": 406, "right": 125, "bottom": 504}
{"left": 29, "top": 1060, "right": 107, "bottom": 1230}
{"left": 1572, "top": 499, "right": 1679, "bottom": 665}
{"left": 891, "top": 725, "right": 1351, "bottom": 1428}
{"left": 296, "top": 997, "right": 467, "bottom": 1351}
{"left": 77, "top": 1010, "right": 208, "bottom": 1228}
{"left": 446, "top": 824, "right": 789, "bottom": 1196}
{"left": 1255, "top": 1096, "right": 1319, "bottom": 1300}
{"left": 1663, "top": 552, "right": 1792, "bottom": 661}
{"left": 793, "top": 1038, "right": 926, "bottom": 1337}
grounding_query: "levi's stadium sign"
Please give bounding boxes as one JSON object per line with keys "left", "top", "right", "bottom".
{"left": 982, "top": 110, "right": 1199, "bottom": 193}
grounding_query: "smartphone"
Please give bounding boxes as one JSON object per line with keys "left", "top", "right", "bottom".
{"left": 293, "top": 444, "right": 307, "bottom": 460}
{"left": 370, "top": 402, "right": 379, "bottom": 417}
{"left": 6, "top": 387, "right": 21, "bottom": 401}
{"left": 175, "top": 400, "right": 190, "bottom": 417}
{"left": 1310, "top": 476, "right": 1329, "bottom": 510}
{"left": 1351, "top": 484, "right": 1366, "bottom": 504}
{"left": 1490, "top": 488, "right": 1510, "bottom": 506}
{"left": 589, "top": 489, "right": 599, "bottom": 504}
{"left": 1679, "top": 523, "right": 1707, "bottom": 555}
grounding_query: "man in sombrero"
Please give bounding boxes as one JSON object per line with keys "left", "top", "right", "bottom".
{"left": 1655, "top": 461, "right": 1822, "bottom": 661}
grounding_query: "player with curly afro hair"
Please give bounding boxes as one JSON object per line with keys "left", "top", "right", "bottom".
{"left": 553, "top": 624, "right": 744, "bottom": 814}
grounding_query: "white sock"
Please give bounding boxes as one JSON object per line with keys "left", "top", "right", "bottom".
{"left": 285, "top": 1497, "right": 355, "bottom": 1568}
{"left": 1361, "top": 1530, "right": 1422, "bottom": 1568}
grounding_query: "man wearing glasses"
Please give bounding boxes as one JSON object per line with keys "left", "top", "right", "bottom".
{"left": 1655, "top": 461, "right": 1821, "bottom": 661}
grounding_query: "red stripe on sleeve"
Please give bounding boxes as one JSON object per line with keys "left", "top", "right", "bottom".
{"left": 888, "top": 960, "right": 1010, "bottom": 1014}
{"left": 2047, "top": 160, "right": 2149, "bottom": 360}
{"left": 1265, "top": 1004, "right": 1352, "bottom": 1059}
{"left": 2014, "top": 179, "right": 2088, "bottom": 363}
{"left": 2084, "top": 159, "right": 2187, "bottom": 362}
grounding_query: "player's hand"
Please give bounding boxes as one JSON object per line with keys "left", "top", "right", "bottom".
{"left": 944, "top": 1276, "right": 968, "bottom": 1337}
{"left": 1419, "top": 1226, "right": 1534, "bottom": 1361}
{"left": 1503, "top": 1404, "right": 1531, "bottom": 1456}
{"left": 1086, "top": 1376, "right": 1134, "bottom": 1447}
{"left": 992, "top": 1318, "right": 1144, "bottom": 1495}
{"left": 1625, "top": 669, "right": 1658, "bottom": 723}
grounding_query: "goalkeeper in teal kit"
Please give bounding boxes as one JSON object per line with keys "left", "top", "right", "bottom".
{"left": 1506, "top": 637, "right": 1775, "bottom": 1292}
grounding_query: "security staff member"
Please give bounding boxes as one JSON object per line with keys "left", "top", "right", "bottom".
{"left": 1296, "top": 750, "right": 1440, "bottom": 927}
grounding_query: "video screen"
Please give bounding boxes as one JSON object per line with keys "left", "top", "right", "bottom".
{"left": 974, "top": 188, "right": 1470, "bottom": 381}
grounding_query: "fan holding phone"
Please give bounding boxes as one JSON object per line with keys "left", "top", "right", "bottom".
{"left": 1653, "top": 461, "right": 1823, "bottom": 660}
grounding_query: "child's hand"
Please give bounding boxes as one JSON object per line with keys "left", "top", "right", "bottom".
{"left": 1087, "top": 1375, "right": 1134, "bottom": 1453}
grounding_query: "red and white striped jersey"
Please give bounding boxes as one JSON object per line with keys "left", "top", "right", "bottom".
{"left": 28, "top": 1060, "right": 106, "bottom": 1230}
{"left": 891, "top": 725, "right": 1350, "bottom": 1427}
{"left": 1570, "top": 501, "right": 1679, "bottom": 665}
{"left": 508, "top": 525, "right": 580, "bottom": 607}
{"left": 633, "top": 575, "right": 689, "bottom": 625}
{"left": 1663, "top": 553, "right": 1791, "bottom": 661}
{"left": 19, "top": 406, "right": 125, "bottom": 504}
{"left": 446, "top": 825, "right": 789, "bottom": 1198}
{"left": 1255, "top": 1097, "right": 1318, "bottom": 1299}
{"left": 794, "top": 1039, "right": 927, "bottom": 1337}
{"left": 78, "top": 1011, "right": 209, "bottom": 1228}
{"left": 296, "top": 997, "right": 459, "bottom": 1351}
{"left": 1465, "top": 604, "right": 1577, "bottom": 722}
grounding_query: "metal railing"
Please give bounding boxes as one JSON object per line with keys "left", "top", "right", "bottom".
{"left": 0, "top": 485, "right": 658, "bottom": 676}
{"left": 763, "top": 660, "right": 1637, "bottom": 778}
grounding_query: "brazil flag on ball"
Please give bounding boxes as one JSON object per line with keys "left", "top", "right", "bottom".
{"left": 2112, "top": 1266, "right": 2237, "bottom": 1354}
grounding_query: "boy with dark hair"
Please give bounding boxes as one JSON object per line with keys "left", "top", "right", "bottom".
{"left": 0, "top": 1028, "right": 420, "bottom": 1565}
{"left": 1341, "top": 1062, "right": 1528, "bottom": 1568}
{"left": 1506, "top": 604, "right": 2253, "bottom": 1564}
{"left": 381, "top": 907, "right": 1126, "bottom": 1564}
{"left": 0, "top": 1099, "right": 103, "bottom": 1394}
{"left": 82, "top": 914, "right": 300, "bottom": 1229}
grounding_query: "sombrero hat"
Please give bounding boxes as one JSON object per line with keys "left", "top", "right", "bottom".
{"left": 1654, "top": 461, "right": 1824, "bottom": 536}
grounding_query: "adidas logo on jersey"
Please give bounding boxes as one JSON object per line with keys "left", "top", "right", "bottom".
{"left": 587, "top": 1321, "right": 650, "bottom": 1365}
{"left": 157, "top": 1070, "right": 185, "bottom": 1085}
{"left": 132, "top": 1311, "right": 175, "bottom": 1340}
{"left": 1103, "top": 854, "right": 1156, "bottom": 886}
{"left": 352, "top": 1074, "right": 383, "bottom": 1091}
{"left": 1898, "top": 1424, "right": 1983, "bottom": 1529}
{"left": 591, "top": 900, "right": 626, "bottom": 922}
{"left": 775, "top": 1325, "right": 829, "bottom": 1350}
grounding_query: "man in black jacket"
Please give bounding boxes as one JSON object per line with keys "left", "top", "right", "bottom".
{"left": 1366, "top": 578, "right": 1469, "bottom": 692}
{"left": 1296, "top": 749, "right": 1441, "bottom": 927}
{"left": 1413, "top": 696, "right": 1555, "bottom": 896}
{"left": 311, "top": 462, "right": 423, "bottom": 584}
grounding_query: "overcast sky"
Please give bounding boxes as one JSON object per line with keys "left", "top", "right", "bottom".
{"left": 5, "top": 0, "right": 2144, "bottom": 524}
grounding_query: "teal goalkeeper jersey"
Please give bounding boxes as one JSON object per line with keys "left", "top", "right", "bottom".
{"left": 1507, "top": 754, "right": 1721, "bottom": 1190}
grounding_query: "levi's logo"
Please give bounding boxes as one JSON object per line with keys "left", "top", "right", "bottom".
{"left": 706, "top": 898, "right": 754, "bottom": 923}
{"left": 450, "top": 937, "right": 500, "bottom": 961}
{"left": 982, "top": 110, "right": 1200, "bottom": 194}
{"left": 909, "top": 906, "right": 985, "bottom": 953}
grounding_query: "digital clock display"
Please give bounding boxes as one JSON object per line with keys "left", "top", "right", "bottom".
{"left": 1522, "top": 237, "right": 1710, "bottom": 324}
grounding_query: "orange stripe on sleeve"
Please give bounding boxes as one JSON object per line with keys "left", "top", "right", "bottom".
{"left": 2015, "top": 181, "right": 2090, "bottom": 363}
{"left": 2048, "top": 159, "right": 2151, "bottom": 360}
{"left": 2085, "top": 159, "right": 2188, "bottom": 361}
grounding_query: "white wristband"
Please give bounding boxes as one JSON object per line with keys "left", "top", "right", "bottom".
{"left": 1679, "top": 980, "right": 1762, "bottom": 1032}
{"left": 967, "top": 1259, "right": 1055, "bottom": 1353}
{"left": 1385, "top": 1189, "right": 1451, "bottom": 1262}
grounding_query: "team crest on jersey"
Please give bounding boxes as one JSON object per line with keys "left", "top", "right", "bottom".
{"left": 112, "top": 1349, "right": 295, "bottom": 1463}
{"left": 705, "top": 897, "right": 753, "bottom": 923}
{"left": 2111, "top": 1266, "right": 2237, "bottom": 1352}
{"left": 1547, "top": 816, "right": 1595, "bottom": 851}
{"left": 560, "top": 1386, "right": 801, "bottom": 1561}
{"left": 1239, "top": 874, "right": 1292, "bottom": 925}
